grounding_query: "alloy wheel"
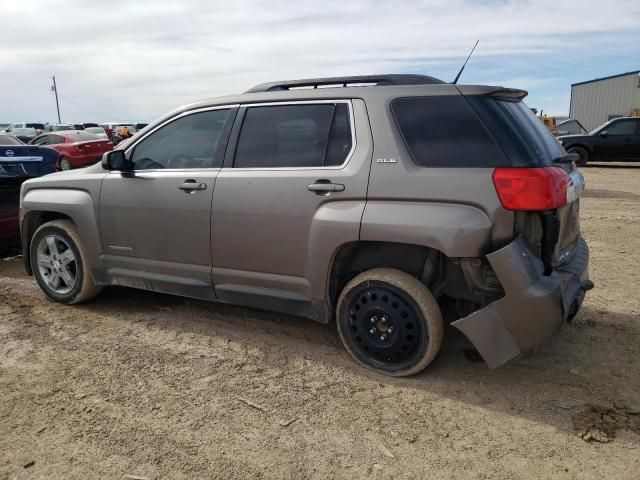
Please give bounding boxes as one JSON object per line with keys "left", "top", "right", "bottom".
{"left": 36, "top": 234, "right": 77, "bottom": 295}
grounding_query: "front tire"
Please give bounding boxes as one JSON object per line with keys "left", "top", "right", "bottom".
{"left": 336, "top": 268, "right": 444, "bottom": 377}
{"left": 30, "top": 220, "right": 102, "bottom": 304}
{"left": 568, "top": 146, "right": 589, "bottom": 167}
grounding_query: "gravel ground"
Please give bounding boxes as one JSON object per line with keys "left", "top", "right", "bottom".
{"left": 1, "top": 165, "right": 639, "bottom": 479}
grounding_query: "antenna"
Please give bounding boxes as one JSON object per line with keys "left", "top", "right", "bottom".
{"left": 452, "top": 40, "right": 479, "bottom": 84}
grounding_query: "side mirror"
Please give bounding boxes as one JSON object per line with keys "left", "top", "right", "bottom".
{"left": 102, "top": 150, "right": 133, "bottom": 172}
{"left": 599, "top": 131, "right": 608, "bottom": 138}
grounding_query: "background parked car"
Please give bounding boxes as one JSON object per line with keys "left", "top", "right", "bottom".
{"left": 4, "top": 122, "right": 45, "bottom": 135}
{"left": 45, "top": 124, "right": 75, "bottom": 132}
{"left": 1, "top": 133, "right": 58, "bottom": 246}
{"left": 73, "top": 124, "right": 86, "bottom": 130}
{"left": 84, "top": 126, "right": 109, "bottom": 139}
{"left": 558, "top": 116, "right": 640, "bottom": 165}
{"left": 134, "top": 123, "right": 148, "bottom": 130}
{"left": 82, "top": 123, "right": 99, "bottom": 128}
{"left": 10, "top": 127, "right": 38, "bottom": 143}
{"left": 29, "top": 131, "right": 113, "bottom": 170}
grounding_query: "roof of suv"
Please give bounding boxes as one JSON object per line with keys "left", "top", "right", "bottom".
{"left": 144, "top": 74, "right": 528, "bottom": 131}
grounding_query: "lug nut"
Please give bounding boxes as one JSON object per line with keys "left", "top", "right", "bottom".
{"left": 380, "top": 334, "right": 388, "bottom": 341}
{"left": 370, "top": 316, "right": 377, "bottom": 323}
{"left": 369, "top": 328, "right": 376, "bottom": 334}
{"left": 388, "top": 327, "right": 394, "bottom": 334}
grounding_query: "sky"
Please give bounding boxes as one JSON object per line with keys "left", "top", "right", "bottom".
{"left": 0, "top": 0, "right": 638, "bottom": 123}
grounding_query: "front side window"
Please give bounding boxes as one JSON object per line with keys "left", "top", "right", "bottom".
{"left": 234, "top": 103, "right": 352, "bottom": 168}
{"left": 605, "top": 119, "right": 637, "bottom": 136}
{"left": 130, "top": 109, "right": 229, "bottom": 170}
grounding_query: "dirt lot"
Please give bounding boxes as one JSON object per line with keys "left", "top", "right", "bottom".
{"left": 1, "top": 165, "right": 639, "bottom": 479}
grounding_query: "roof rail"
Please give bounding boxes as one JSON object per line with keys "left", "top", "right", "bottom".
{"left": 245, "top": 74, "right": 444, "bottom": 93}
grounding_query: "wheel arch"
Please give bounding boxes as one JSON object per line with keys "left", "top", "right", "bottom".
{"left": 566, "top": 143, "right": 593, "bottom": 154}
{"left": 325, "top": 240, "right": 448, "bottom": 318}
{"left": 21, "top": 188, "right": 102, "bottom": 275}
{"left": 21, "top": 211, "right": 75, "bottom": 274}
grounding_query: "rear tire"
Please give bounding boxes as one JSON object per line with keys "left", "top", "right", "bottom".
{"left": 568, "top": 146, "right": 589, "bottom": 167}
{"left": 336, "top": 268, "right": 444, "bottom": 377}
{"left": 30, "top": 219, "right": 102, "bottom": 304}
{"left": 59, "top": 157, "right": 72, "bottom": 170}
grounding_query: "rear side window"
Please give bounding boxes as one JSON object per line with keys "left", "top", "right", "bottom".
{"left": 391, "top": 96, "right": 508, "bottom": 167}
{"left": 234, "top": 103, "right": 352, "bottom": 168}
{"left": 26, "top": 123, "right": 45, "bottom": 130}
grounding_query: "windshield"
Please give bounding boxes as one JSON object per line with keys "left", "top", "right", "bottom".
{"left": 86, "top": 127, "right": 106, "bottom": 134}
{"left": 12, "top": 128, "right": 36, "bottom": 135}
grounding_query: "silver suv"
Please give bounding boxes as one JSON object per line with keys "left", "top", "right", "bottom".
{"left": 19, "top": 74, "right": 592, "bottom": 376}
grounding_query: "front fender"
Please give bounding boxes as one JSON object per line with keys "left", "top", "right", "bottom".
{"left": 21, "top": 188, "right": 103, "bottom": 271}
{"left": 359, "top": 201, "right": 493, "bottom": 257}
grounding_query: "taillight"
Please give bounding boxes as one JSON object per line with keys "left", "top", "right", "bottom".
{"left": 492, "top": 167, "right": 571, "bottom": 211}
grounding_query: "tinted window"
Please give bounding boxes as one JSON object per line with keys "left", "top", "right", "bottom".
{"left": 606, "top": 119, "right": 637, "bottom": 135}
{"left": 392, "top": 96, "right": 509, "bottom": 167}
{"left": 0, "top": 134, "right": 22, "bottom": 145}
{"left": 131, "top": 109, "right": 229, "bottom": 170}
{"left": 234, "top": 103, "right": 352, "bottom": 168}
{"left": 26, "top": 123, "right": 45, "bottom": 130}
{"left": 466, "top": 97, "right": 564, "bottom": 166}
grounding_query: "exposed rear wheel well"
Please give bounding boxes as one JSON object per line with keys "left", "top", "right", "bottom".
{"left": 327, "top": 241, "right": 504, "bottom": 321}
{"left": 22, "top": 211, "right": 75, "bottom": 274}
{"left": 327, "top": 241, "right": 444, "bottom": 309}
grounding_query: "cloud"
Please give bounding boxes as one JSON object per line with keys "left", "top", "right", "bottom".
{"left": 0, "top": 0, "right": 637, "bottom": 121}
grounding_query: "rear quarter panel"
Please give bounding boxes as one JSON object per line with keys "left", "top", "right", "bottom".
{"left": 361, "top": 89, "right": 513, "bottom": 255}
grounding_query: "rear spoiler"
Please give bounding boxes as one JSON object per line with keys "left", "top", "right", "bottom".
{"left": 486, "top": 88, "right": 528, "bottom": 101}
{"left": 456, "top": 85, "right": 528, "bottom": 101}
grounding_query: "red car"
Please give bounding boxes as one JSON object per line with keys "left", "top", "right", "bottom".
{"left": 30, "top": 131, "right": 113, "bottom": 170}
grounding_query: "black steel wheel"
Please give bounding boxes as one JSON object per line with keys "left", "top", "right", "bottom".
{"left": 336, "top": 268, "right": 443, "bottom": 376}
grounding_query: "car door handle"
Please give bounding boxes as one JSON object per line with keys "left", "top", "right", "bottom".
{"left": 179, "top": 180, "right": 207, "bottom": 192}
{"left": 307, "top": 180, "right": 345, "bottom": 193}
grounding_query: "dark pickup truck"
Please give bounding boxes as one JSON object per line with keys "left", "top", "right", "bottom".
{"left": 559, "top": 117, "right": 640, "bottom": 165}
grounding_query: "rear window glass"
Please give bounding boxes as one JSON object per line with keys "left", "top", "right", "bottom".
{"left": 391, "top": 96, "right": 508, "bottom": 167}
{"left": 72, "top": 132, "right": 103, "bottom": 141}
{"left": 467, "top": 97, "right": 564, "bottom": 166}
{"left": 26, "top": 123, "right": 45, "bottom": 130}
{"left": 0, "top": 134, "right": 22, "bottom": 145}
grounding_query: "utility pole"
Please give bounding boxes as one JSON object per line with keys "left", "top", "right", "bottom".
{"left": 51, "top": 76, "right": 61, "bottom": 123}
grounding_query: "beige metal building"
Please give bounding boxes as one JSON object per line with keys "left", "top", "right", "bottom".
{"left": 569, "top": 70, "right": 640, "bottom": 131}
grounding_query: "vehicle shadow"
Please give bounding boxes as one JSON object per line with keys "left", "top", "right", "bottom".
{"left": 583, "top": 162, "right": 640, "bottom": 169}
{"left": 82, "top": 285, "right": 640, "bottom": 440}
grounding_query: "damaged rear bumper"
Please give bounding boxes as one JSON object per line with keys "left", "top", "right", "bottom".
{"left": 451, "top": 234, "right": 591, "bottom": 368}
